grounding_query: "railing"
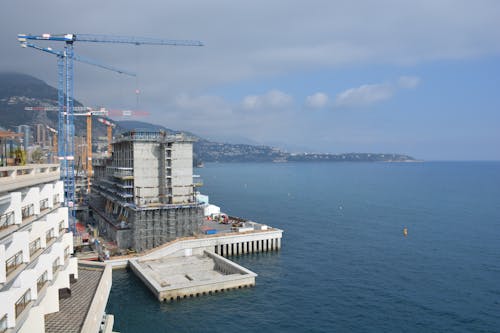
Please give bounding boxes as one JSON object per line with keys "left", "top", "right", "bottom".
{"left": 64, "top": 246, "right": 71, "bottom": 261}
{"left": 15, "top": 289, "right": 31, "bottom": 318}
{"left": 6, "top": 251, "right": 23, "bottom": 276}
{"left": 52, "top": 258, "right": 60, "bottom": 275}
{"left": 37, "top": 271, "right": 48, "bottom": 293}
{"left": 45, "top": 228, "right": 55, "bottom": 243}
{"left": 0, "top": 211, "right": 14, "bottom": 231}
{"left": 0, "top": 313, "right": 7, "bottom": 333}
{"left": 112, "top": 169, "right": 133, "bottom": 178}
{"left": 40, "top": 198, "right": 49, "bottom": 211}
{"left": 0, "top": 164, "right": 60, "bottom": 193}
{"left": 21, "top": 204, "right": 34, "bottom": 220}
{"left": 29, "top": 238, "right": 41, "bottom": 256}
{"left": 53, "top": 194, "right": 60, "bottom": 206}
{"left": 58, "top": 220, "right": 65, "bottom": 234}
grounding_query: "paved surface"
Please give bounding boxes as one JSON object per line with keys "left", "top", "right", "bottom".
{"left": 45, "top": 267, "right": 103, "bottom": 333}
{"left": 139, "top": 255, "right": 226, "bottom": 288}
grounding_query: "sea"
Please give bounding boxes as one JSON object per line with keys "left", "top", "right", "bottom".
{"left": 106, "top": 161, "right": 500, "bottom": 332}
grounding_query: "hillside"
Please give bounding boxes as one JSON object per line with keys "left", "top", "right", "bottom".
{"left": 0, "top": 72, "right": 109, "bottom": 138}
{"left": 0, "top": 73, "right": 417, "bottom": 163}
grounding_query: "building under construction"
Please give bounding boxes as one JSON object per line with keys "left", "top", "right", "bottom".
{"left": 90, "top": 130, "right": 203, "bottom": 252}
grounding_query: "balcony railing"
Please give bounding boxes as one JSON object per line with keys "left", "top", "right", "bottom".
{"left": 21, "top": 204, "right": 34, "bottom": 220}
{"left": 40, "top": 198, "right": 49, "bottom": 212}
{"left": 15, "top": 289, "right": 31, "bottom": 318}
{"left": 29, "top": 238, "right": 41, "bottom": 256}
{"left": 37, "top": 271, "right": 48, "bottom": 293}
{"left": 58, "top": 221, "right": 66, "bottom": 234}
{"left": 0, "top": 211, "right": 14, "bottom": 231}
{"left": 64, "top": 246, "right": 71, "bottom": 261}
{"left": 53, "top": 194, "right": 60, "bottom": 206}
{"left": 6, "top": 251, "right": 23, "bottom": 276}
{"left": 52, "top": 258, "right": 60, "bottom": 275}
{"left": 45, "top": 229, "right": 55, "bottom": 243}
{"left": 0, "top": 313, "right": 7, "bottom": 333}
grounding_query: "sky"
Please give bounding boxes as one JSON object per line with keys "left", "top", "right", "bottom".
{"left": 1, "top": 1, "right": 499, "bottom": 160}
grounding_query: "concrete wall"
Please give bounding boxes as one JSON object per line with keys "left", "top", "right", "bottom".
{"left": 0, "top": 165, "right": 60, "bottom": 193}
{"left": 139, "top": 229, "right": 283, "bottom": 261}
{"left": 80, "top": 261, "right": 112, "bottom": 333}
{"left": 170, "top": 142, "right": 193, "bottom": 204}
{"left": 133, "top": 142, "right": 160, "bottom": 205}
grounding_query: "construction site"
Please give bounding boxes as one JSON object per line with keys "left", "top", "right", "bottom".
{"left": 90, "top": 130, "right": 204, "bottom": 252}
{"left": 0, "top": 33, "right": 283, "bottom": 321}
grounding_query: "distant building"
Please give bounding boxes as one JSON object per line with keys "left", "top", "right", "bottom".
{"left": 0, "top": 164, "right": 114, "bottom": 332}
{"left": 16, "top": 125, "right": 31, "bottom": 151}
{"left": 90, "top": 130, "right": 203, "bottom": 252}
{"left": 33, "top": 124, "right": 48, "bottom": 148}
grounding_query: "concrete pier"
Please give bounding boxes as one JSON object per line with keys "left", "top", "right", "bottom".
{"left": 105, "top": 228, "right": 283, "bottom": 301}
{"left": 130, "top": 250, "right": 257, "bottom": 302}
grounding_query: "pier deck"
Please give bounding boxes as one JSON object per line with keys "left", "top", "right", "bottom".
{"left": 130, "top": 251, "right": 257, "bottom": 302}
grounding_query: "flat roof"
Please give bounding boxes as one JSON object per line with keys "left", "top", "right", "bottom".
{"left": 44, "top": 264, "right": 104, "bottom": 333}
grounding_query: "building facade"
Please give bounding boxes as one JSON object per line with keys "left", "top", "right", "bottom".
{"left": 91, "top": 131, "right": 203, "bottom": 252}
{"left": 0, "top": 164, "right": 113, "bottom": 333}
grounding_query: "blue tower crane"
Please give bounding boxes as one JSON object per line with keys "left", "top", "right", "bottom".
{"left": 19, "top": 40, "right": 137, "bottom": 231}
{"left": 18, "top": 33, "right": 203, "bottom": 231}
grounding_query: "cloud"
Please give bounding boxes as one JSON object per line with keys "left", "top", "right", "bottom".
{"left": 335, "top": 83, "right": 394, "bottom": 108}
{"left": 398, "top": 76, "right": 420, "bottom": 89}
{"left": 306, "top": 92, "right": 329, "bottom": 108}
{"left": 335, "top": 76, "right": 421, "bottom": 108}
{"left": 242, "top": 90, "right": 293, "bottom": 110}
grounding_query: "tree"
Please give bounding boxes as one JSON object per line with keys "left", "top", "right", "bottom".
{"left": 31, "top": 148, "right": 45, "bottom": 164}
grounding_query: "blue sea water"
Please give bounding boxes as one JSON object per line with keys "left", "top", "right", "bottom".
{"left": 107, "top": 162, "right": 500, "bottom": 332}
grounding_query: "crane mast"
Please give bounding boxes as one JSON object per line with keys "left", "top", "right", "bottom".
{"left": 19, "top": 32, "right": 203, "bottom": 232}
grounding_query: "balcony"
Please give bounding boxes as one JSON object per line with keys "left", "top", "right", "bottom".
{"left": 36, "top": 271, "right": 48, "bottom": 293}
{"left": 0, "top": 212, "right": 14, "bottom": 231}
{"left": 14, "top": 289, "right": 31, "bottom": 319}
{"left": 5, "top": 251, "right": 23, "bottom": 276}
{"left": 0, "top": 165, "right": 60, "bottom": 193}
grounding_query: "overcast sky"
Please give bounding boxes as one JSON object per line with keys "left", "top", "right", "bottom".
{"left": 1, "top": 1, "right": 500, "bottom": 160}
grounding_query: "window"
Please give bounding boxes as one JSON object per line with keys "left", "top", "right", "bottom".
{"left": 45, "top": 228, "right": 55, "bottom": 243}
{"left": 37, "top": 271, "right": 48, "bottom": 293}
{"left": 0, "top": 211, "right": 14, "bottom": 231}
{"left": 15, "top": 289, "right": 31, "bottom": 318}
{"left": 40, "top": 198, "right": 49, "bottom": 211}
{"left": 6, "top": 251, "right": 23, "bottom": 275}
{"left": 29, "top": 238, "right": 41, "bottom": 256}
{"left": 21, "top": 204, "right": 34, "bottom": 219}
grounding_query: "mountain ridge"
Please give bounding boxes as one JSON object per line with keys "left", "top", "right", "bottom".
{"left": 0, "top": 73, "right": 417, "bottom": 163}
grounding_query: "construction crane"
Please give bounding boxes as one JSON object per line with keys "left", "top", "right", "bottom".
{"left": 29, "top": 107, "right": 148, "bottom": 195}
{"left": 19, "top": 40, "right": 136, "bottom": 230}
{"left": 97, "top": 118, "right": 116, "bottom": 158}
{"left": 18, "top": 32, "right": 203, "bottom": 226}
{"left": 25, "top": 106, "right": 149, "bottom": 118}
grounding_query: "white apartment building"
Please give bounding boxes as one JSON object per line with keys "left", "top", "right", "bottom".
{"left": 0, "top": 164, "right": 113, "bottom": 333}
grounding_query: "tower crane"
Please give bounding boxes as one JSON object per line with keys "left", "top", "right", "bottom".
{"left": 19, "top": 40, "right": 136, "bottom": 230}
{"left": 18, "top": 33, "right": 203, "bottom": 228}
{"left": 97, "top": 118, "right": 116, "bottom": 158}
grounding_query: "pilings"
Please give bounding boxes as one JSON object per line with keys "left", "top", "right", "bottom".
{"left": 213, "top": 236, "right": 282, "bottom": 257}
